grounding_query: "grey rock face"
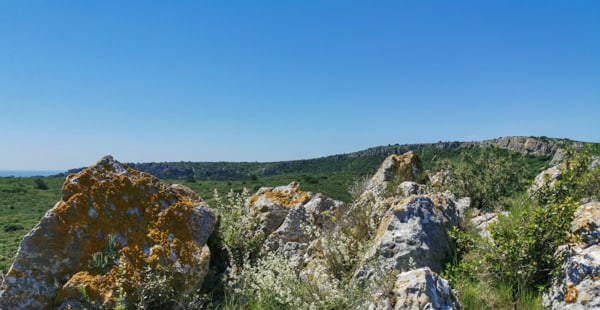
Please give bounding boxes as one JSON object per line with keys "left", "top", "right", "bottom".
{"left": 355, "top": 193, "right": 461, "bottom": 281}
{"left": 543, "top": 201, "right": 600, "bottom": 309}
{"left": 469, "top": 210, "right": 508, "bottom": 240}
{"left": 528, "top": 164, "right": 563, "bottom": 195}
{"left": 249, "top": 183, "right": 345, "bottom": 258}
{"left": 370, "top": 267, "right": 461, "bottom": 310}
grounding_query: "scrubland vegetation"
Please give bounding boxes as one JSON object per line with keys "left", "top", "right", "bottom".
{"left": 1, "top": 140, "right": 599, "bottom": 309}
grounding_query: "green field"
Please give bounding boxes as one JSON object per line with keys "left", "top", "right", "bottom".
{"left": 0, "top": 177, "right": 64, "bottom": 271}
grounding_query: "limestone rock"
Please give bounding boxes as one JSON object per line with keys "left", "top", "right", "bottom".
{"left": 571, "top": 201, "right": 600, "bottom": 245}
{"left": 477, "top": 136, "right": 555, "bottom": 157}
{"left": 469, "top": 210, "right": 507, "bottom": 240}
{"left": 543, "top": 201, "right": 600, "bottom": 309}
{"left": 370, "top": 267, "right": 461, "bottom": 310}
{"left": 528, "top": 164, "right": 563, "bottom": 195}
{"left": 543, "top": 245, "right": 600, "bottom": 309}
{"left": 365, "top": 152, "right": 427, "bottom": 198}
{"left": 0, "top": 156, "right": 216, "bottom": 309}
{"left": 398, "top": 181, "right": 424, "bottom": 197}
{"left": 248, "top": 182, "right": 311, "bottom": 237}
{"left": 259, "top": 188, "right": 345, "bottom": 258}
{"left": 355, "top": 193, "right": 461, "bottom": 282}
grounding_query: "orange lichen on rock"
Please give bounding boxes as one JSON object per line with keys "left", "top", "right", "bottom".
{"left": 249, "top": 182, "right": 310, "bottom": 209}
{"left": 565, "top": 283, "right": 579, "bottom": 304}
{"left": 389, "top": 152, "right": 427, "bottom": 184}
{"left": 0, "top": 156, "right": 216, "bottom": 310}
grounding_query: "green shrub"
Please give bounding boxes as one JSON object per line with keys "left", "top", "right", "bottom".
{"left": 3, "top": 223, "right": 24, "bottom": 232}
{"left": 214, "top": 188, "right": 264, "bottom": 268}
{"left": 436, "top": 147, "right": 529, "bottom": 210}
{"left": 135, "top": 267, "right": 178, "bottom": 310}
{"left": 33, "top": 178, "right": 49, "bottom": 190}
{"left": 87, "top": 234, "right": 118, "bottom": 273}
{"left": 445, "top": 148, "right": 594, "bottom": 306}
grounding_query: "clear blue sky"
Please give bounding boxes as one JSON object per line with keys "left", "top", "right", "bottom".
{"left": 1, "top": 1, "right": 599, "bottom": 170}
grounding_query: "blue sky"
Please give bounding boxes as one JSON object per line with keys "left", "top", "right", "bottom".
{"left": 1, "top": 1, "right": 599, "bottom": 170}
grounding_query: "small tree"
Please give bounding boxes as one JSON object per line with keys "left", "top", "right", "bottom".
{"left": 436, "top": 147, "right": 527, "bottom": 210}
{"left": 33, "top": 178, "right": 49, "bottom": 190}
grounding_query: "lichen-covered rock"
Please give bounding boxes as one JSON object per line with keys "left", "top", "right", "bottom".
{"left": 355, "top": 193, "right": 461, "bottom": 282}
{"left": 397, "top": 181, "right": 424, "bottom": 197}
{"left": 571, "top": 201, "right": 600, "bottom": 245}
{"left": 252, "top": 184, "right": 345, "bottom": 259}
{"left": 543, "top": 201, "right": 600, "bottom": 309}
{"left": 0, "top": 156, "right": 216, "bottom": 309}
{"left": 248, "top": 182, "right": 311, "bottom": 237}
{"left": 247, "top": 183, "right": 347, "bottom": 286}
{"left": 370, "top": 267, "right": 461, "bottom": 310}
{"left": 365, "top": 151, "right": 427, "bottom": 198}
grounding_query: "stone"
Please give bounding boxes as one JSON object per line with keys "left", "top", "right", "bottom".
{"left": 398, "top": 181, "right": 423, "bottom": 197}
{"left": 248, "top": 182, "right": 311, "bottom": 237}
{"left": 355, "top": 193, "right": 461, "bottom": 282}
{"left": 0, "top": 156, "right": 216, "bottom": 309}
{"left": 543, "top": 201, "right": 600, "bottom": 309}
{"left": 543, "top": 245, "right": 600, "bottom": 309}
{"left": 247, "top": 184, "right": 348, "bottom": 289}
{"left": 571, "top": 201, "right": 600, "bottom": 245}
{"left": 365, "top": 152, "right": 427, "bottom": 198}
{"left": 469, "top": 210, "right": 508, "bottom": 240}
{"left": 528, "top": 164, "right": 563, "bottom": 195}
{"left": 260, "top": 189, "right": 345, "bottom": 257}
{"left": 370, "top": 267, "right": 461, "bottom": 310}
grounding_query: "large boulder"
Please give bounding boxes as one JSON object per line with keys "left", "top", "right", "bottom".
{"left": 543, "top": 201, "right": 600, "bottom": 309}
{"left": 355, "top": 193, "right": 462, "bottom": 282}
{"left": 370, "top": 267, "right": 462, "bottom": 310}
{"left": 0, "top": 156, "right": 216, "bottom": 309}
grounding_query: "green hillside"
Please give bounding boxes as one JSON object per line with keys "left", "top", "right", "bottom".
{"left": 2, "top": 137, "right": 598, "bottom": 273}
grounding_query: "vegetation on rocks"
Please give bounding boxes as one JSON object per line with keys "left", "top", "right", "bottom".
{"left": 2, "top": 137, "right": 600, "bottom": 309}
{"left": 442, "top": 146, "right": 600, "bottom": 309}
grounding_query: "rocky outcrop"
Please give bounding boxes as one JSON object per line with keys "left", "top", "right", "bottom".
{"left": 343, "top": 152, "right": 465, "bottom": 309}
{"left": 350, "top": 136, "right": 581, "bottom": 159}
{"left": 472, "top": 136, "right": 561, "bottom": 157}
{"left": 0, "top": 156, "right": 216, "bottom": 309}
{"left": 248, "top": 182, "right": 345, "bottom": 258}
{"left": 365, "top": 152, "right": 427, "bottom": 198}
{"left": 528, "top": 164, "right": 564, "bottom": 195}
{"left": 355, "top": 193, "right": 462, "bottom": 281}
{"left": 371, "top": 267, "right": 462, "bottom": 310}
{"left": 543, "top": 201, "right": 600, "bottom": 309}
{"left": 248, "top": 182, "right": 311, "bottom": 237}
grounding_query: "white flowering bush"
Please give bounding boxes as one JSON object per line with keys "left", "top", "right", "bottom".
{"left": 214, "top": 188, "right": 265, "bottom": 267}
{"left": 236, "top": 251, "right": 346, "bottom": 309}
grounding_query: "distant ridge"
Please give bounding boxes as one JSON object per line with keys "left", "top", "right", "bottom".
{"left": 57, "top": 136, "right": 593, "bottom": 180}
{"left": 346, "top": 136, "right": 584, "bottom": 159}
